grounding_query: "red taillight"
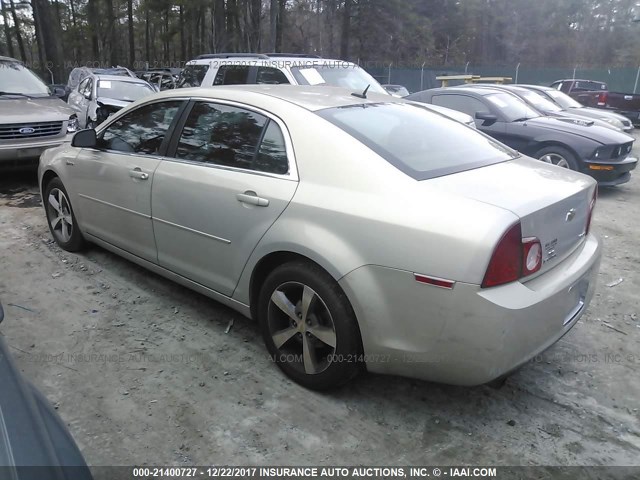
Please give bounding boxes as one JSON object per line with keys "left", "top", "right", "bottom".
{"left": 585, "top": 186, "right": 598, "bottom": 235}
{"left": 597, "top": 92, "right": 607, "bottom": 107}
{"left": 482, "top": 223, "right": 523, "bottom": 288}
{"left": 482, "top": 223, "right": 542, "bottom": 288}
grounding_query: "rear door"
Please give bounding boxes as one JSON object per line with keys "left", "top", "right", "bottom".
{"left": 68, "top": 100, "right": 186, "bottom": 261}
{"left": 152, "top": 100, "right": 298, "bottom": 296}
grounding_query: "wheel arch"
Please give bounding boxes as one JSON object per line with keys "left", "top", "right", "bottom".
{"left": 40, "top": 169, "right": 59, "bottom": 195}
{"left": 528, "top": 140, "right": 582, "bottom": 164}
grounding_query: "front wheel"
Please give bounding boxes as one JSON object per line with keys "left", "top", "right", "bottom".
{"left": 44, "top": 177, "right": 85, "bottom": 251}
{"left": 535, "top": 146, "right": 579, "bottom": 170}
{"left": 258, "top": 261, "right": 363, "bottom": 390}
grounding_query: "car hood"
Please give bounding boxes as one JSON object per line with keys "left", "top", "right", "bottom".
{"left": 520, "top": 115, "right": 633, "bottom": 145}
{"left": 97, "top": 97, "right": 133, "bottom": 109}
{"left": 0, "top": 97, "right": 74, "bottom": 123}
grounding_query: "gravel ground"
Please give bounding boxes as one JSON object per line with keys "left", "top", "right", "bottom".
{"left": 1, "top": 137, "right": 639, "bottom": 468}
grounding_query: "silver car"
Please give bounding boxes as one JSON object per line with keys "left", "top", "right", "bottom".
{"left": 38, "top": 86, "right": 601, "bottom": 390}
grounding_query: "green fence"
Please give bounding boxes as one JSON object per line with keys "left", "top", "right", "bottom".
{"left": 365, "top": 65, "right": 640, "bottom": 94}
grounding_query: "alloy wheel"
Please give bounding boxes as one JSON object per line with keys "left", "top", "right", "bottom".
{"left": 540, "top": 153, "right": 570, "bottom": 168}
{"left": 267, "top": 282, "right": 337, "bottom": 375}
{"left": 47, "top": 188, "right": 74, "bottom": 243}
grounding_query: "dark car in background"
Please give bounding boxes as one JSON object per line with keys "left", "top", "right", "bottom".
{"left": 521, "top": 84, "right": 633, "bottom": 133}
{"left": 406, "top": 86, "right": 637, "bottom": 186}
{"left": 0, "top": 302, "right": 92, "bottom": 479}
{"left": 551, "top": 79, "right": 640, "bottom": 126}
{"left": 461, "top": 84, "right": 628, "bottom": 133}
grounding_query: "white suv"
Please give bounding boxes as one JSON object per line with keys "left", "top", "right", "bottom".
{"left": 178, "top": 53, "right": 390, "bottom": 94}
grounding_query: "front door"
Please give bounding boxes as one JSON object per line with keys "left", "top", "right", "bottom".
{"left": 68, "top": 100, "right": 185, "bottom": 262}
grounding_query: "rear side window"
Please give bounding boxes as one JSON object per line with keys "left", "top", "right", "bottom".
{"left": 176, "top": 102, "right": 266, "bottom": 169}
{"left": 178, "top": 64, "right": 209, "bottom": 88}
{"left": 213, "top": 65, "right": 251, "bottom": 85}
{"left": 318, "top": 102, "right": 518, "bottom": 181}
{"left": 256, "top": 67, "right": 290, "bottom": 85}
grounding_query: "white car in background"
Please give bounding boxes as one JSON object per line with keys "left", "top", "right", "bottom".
{"left": 67, "top": 73, "right": 156, "bottom": 128}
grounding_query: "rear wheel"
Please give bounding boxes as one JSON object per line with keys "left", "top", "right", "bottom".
{"left": 258, "top": 261, "right": 363, "bottom": 390}
{"left": 44, "top": 177, "right": 85, "bottom": 252}
{"left": 535, "top": 146, "right": 579, "bottom": 170}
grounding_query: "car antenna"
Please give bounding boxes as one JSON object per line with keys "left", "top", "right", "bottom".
{"left": 351, "top": 84, "right": 370, "bottom": 99}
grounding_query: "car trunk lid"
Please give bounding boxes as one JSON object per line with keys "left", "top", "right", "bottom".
{"left": 426, "top": 157, "right": 596, "bottom": 275}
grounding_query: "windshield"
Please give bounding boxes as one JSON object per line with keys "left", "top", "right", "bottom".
{"left": 520, "top": 90, "right": 563, "bottom": 112}
{"left": 291, "top": 64, "right": 387, "bottom": 94}
{"left": 318, "top": 102, "right": 518, "bottom": 181}
{"left": 0, "top": 60, "right": 50, "bottom": 96}
{"left": 97, "top": 80, "right": 154, "bottom": 101}
{"left": 545, "top": 89, "right": 583, "bottom": 109}
{"left": 486, "top": 93, "right": 540, "bottom": 122}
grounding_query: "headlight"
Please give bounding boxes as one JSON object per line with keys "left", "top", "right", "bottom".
{"left": 67, "top": 115, "right": 79, "bottom": 133}
{"left": 601, "top": 117, "right": 624, "bottom": 130}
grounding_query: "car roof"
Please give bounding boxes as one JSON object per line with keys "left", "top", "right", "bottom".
{"left": 0, "top": 55, "right": 20, "bottom": 63}
{"left": 518, "top": 84, "right": 553, "bottom": 91}
{"left": 433, "top": 86, "right": 507, "bottom": 96}
{"left": 151, "top": 85, "right": 396, "bottom": 111}
{"left": 186, "top": 55, "right": 357, "bottom": 66}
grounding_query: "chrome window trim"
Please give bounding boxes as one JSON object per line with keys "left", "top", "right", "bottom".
{"left": 170, "top": 96, "right": 299, "bottom": 182}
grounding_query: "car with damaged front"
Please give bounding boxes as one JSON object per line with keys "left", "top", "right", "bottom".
{"left": 407, "top": 86, "right": 637, "bottom": 186}
{"left": 0, "top": 56, "right": 79, "bottom": 169}
{"left": 40, "top": 85, "right": 601, "bottom": 390}
{"left": 0, "top": 302, "right": 93, "bottom": 479}
{"left": 67, "top": 72, "right": 156, "bottom": 128}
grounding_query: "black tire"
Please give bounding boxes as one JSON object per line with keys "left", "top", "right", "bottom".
{"left": 534, "top": 145, "right": 579, "bottom": 171}
{"left": 258, "top": 261, "right": 363, "bottom": 390}
{"left": 43, "top": 177, "right": 85, "bottom": 252}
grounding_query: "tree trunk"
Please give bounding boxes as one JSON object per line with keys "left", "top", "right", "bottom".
{"left": 269, "top": 0, "right": 278, "bottom": 52}
{"left": 180, "top": 4, "right": 186, "bottom": 61}
{"left": 128, "top": 0, "right": 135, "bottom": 67}
{"left": 32, "top": 0, "right": 64, "bottom": 82}
{"left": 8, "top": 0, "right": 26, "bottom": 61}
{"left": 145, "top": 7, "right": 150, "bottom": 64}
{"left": 248, "top": 0, "right": 261, "bottom": 51}
{"left": 340, "top": 0, "right": 352, "bottom": 60}
{"left": 87, "top": 0, "right": 99, "bottom": 59}
{"left": 275, "top": 0, "right": 285, "bottom": 52}
{"left": 1, "top": 0, "right": 14, "bottom": 58}
{"left": 214, "top": 0, "right": 226, "bottom": 51}
{"left": 105, "top": 0, "right": 118, "bottom": 66}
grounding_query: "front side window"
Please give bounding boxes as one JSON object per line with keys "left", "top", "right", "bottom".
{"left": 175, "top": 102, "right": 289, "bottom": 174}
{"left": 432, "top": 94, "right": 488, "bottom": 118}
{"left": 213, "top": 65, "right": 251, "bottom": 85}
{"left": 318, "top": 102, "right": 518, "bottom": 181}
{"left": 97, "top": 101, "right": 182, "bottom": 155}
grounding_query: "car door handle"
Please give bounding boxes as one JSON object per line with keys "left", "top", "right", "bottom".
{"left": 236, "top": 191, "right": 269, "bottom": 207}
{"left": 129, "top": 168, "right": 149, "bottom": 180}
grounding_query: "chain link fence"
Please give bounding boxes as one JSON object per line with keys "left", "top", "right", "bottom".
{"left": 364, "top": 64, "right": 640, "bottom": 94}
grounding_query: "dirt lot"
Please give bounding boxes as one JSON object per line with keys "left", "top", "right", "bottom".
{"left": 1, "top": 139, "right": 639, "bottom": 468}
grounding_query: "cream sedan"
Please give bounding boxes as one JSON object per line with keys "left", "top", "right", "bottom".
{"left": 39, "top": 86, "right": 601, "bottom": 390}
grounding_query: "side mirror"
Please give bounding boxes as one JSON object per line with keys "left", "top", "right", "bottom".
{"left": 72, "top": 129, "right": 97, "bottom": 148}
{"left": 49, "top": 84, "right": 67, "bottom": 99}
{"left": 475, "top": 111, "right": 498, "bottom": 126}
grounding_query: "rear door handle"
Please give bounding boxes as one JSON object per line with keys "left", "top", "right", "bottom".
{"left": 236, "top": 191, "right": 269, "bottom": 207}
{"left": 129, "top": 168, "right": 149, "bottom": 180}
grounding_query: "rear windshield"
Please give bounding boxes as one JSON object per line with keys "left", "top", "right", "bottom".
{"left": 178, "top": 64, "right": 209, "bottom": 88}
{"left": 317, "top": 102, "right": 518, "bottom": 181}
{"left": 291, "top": 64, "right": 387, "bottom": 95}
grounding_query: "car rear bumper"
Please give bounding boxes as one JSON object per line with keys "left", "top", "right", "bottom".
{"left": 582, "top": 156, "right": 637, "bottom": 186}
{"left": 338, "top": 234, "right": 601, "bottom": 386}
{"left": 0, "top": 135, "right": 73, "bottom": 165}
